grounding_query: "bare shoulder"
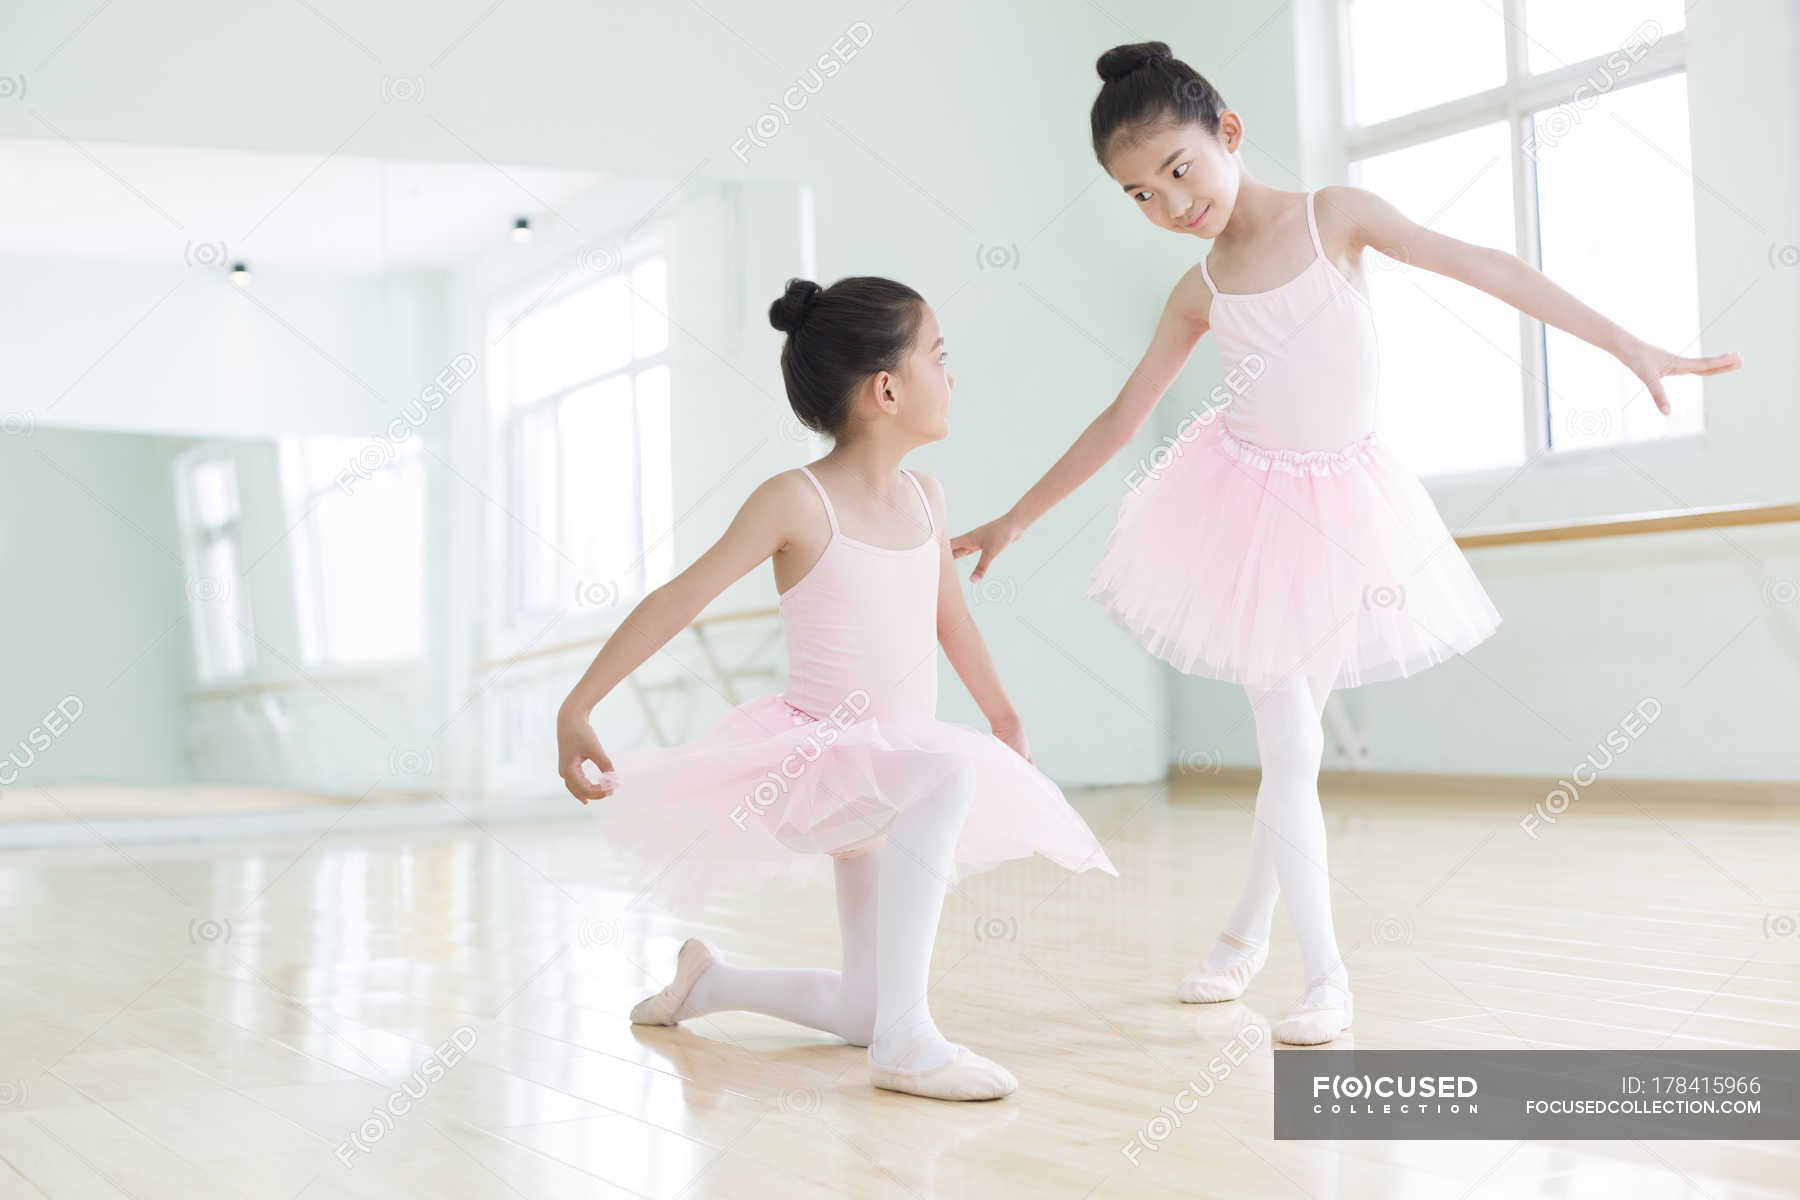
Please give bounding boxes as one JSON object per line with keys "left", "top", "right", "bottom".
{"left": 1315, "top": 184, "right": 1407, "bottom": 253}
{"left": 745, "top": 468, "right": 827, "bottom": 546}
{"left": 1167, "top": 262, "right": 1214, "bottom": 326}
{"left": 905, "top": 469, "right": 950, "bottom": 535}
{"left": 749, "top": 467, "right": 816, "bottom": 510}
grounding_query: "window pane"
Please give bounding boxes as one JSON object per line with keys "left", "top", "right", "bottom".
{"left": 197, "top": 536, "right": 253, "bottom": 678}
{"left": 631, "top": 258, "right": 668, "bottom": 358}
{"left": 559, "top": 376, "right": 640, "bottom": 603}
{"left": 1351, "top": 122, "right": 1525, "bottom": 476}
{"left": 179, "top": 454, "right": 254, "bottom": 680}
{"left": 635, "top": 365, "right": 674, "bottom": 587}
{"left": 311, "top": 454, "right": 425, "bottom": 662}
{"left": 298, "top": 437, "right": 362, "bottom": 492}
{"left": 189, "top": 458, "right": 239, "bottom": 528}
{"left": 276, "top": 440, "right": 323, "bottom": 662}
{"left": 565, "top": 274, "right": 632, "bottom": 378}
{"left": 1347, "top": 0, "right": 1506, "bottom": 125}
{"left": 1533, "top": 74, "right": 1700, "bottom": 451}
{"left": 1526, "top": 0, "right": 1681, "bottom": 74}
{"left": 512, "top": 407, "right": 561, "bottom": 613}
{"left": 511, "top": 277, "right": 630, "bottom": 400}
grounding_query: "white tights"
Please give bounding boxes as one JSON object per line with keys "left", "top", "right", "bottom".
{"left": 1208, "top": 668, "right": 1348, "bottom": 999}
{"left": 680, "top": 762, "right": 974, "bottom": 1071}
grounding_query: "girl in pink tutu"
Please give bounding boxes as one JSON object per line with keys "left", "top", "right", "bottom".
{"left": 556, "top": 275, "right": 1116, "bottom": 1100}
{"left": 953, "top": 42, "right": 1740, "bottom": 1044}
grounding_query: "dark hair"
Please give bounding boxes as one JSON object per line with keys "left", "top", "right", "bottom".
{"left": 768, "top": 275, "right": 925, "bottom": 437}
{"left": 1090, "top": 42, "right": 1227, "bottom": 165}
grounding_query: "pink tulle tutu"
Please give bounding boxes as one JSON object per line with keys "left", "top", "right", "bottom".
{"left": 596, "top": 693, "right": 1118, "bottom": 906}
{"left": 592, "top": 465, "right": 1116, "bottom": 908}
{"left": 1088, "top": 189, "right": 1502, "bottom": 693}
{"left": 1086, "top": 418, "right": 1501, "bottom": 692}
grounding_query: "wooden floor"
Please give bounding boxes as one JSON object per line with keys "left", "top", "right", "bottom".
{"left": 2, "top": 778, "right": 1798, "bottom": 1199}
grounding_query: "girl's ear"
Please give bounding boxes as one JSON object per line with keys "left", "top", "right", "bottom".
{"left": 872, "top": 369, "right": 898, "bottom": 414}
{"left": 1218, "top": 110, "right": 1244, "bottom": 154}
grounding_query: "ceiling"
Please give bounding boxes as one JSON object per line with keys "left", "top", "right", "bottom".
{"left": 0, "top": 137, "right": 609, "bottom": 272}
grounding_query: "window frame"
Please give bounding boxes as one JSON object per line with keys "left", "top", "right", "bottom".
{"left": 1335, "top": 0, "right": 1693, "bottom": 473}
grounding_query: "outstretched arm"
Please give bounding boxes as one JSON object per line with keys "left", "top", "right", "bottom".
{"left": 951, "top": 270, "right": 1211, "bottom": 580}
{"left": 916, "top": 473, "right": 1032, "bottom": 760}
{"left": 556, "top": 473, "right": 795, "bottom": 802}
{"left": 1325, "top": 184, "right": 1742, "bottom": 413}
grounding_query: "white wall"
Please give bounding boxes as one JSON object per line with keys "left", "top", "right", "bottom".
{"left": 1, "top": 255, "right": 443, "bottom": 441}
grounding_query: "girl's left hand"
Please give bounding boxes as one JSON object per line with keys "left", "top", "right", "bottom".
{"left": 1619, "top": 339, "right": 1742, "bottom": 415}
{"left": 991, "top": 715, "right": 1033, "bottom": 763}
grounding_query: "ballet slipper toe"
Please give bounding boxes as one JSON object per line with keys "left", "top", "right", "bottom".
{"left": 629, "top": 937, "right": 719, "bottom": 1025}
{"left": 868, "top": 1040, "right": 1017, "bottom": 1101}
{"left": 1272, "top": 983, "right": 1353, "bottom": 1045}
{"left": 1177, "top": 937, "right": 1269, "bottom": 1003}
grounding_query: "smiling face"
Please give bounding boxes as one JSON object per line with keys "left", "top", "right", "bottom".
{"left": 1106, "top": 114, "right": 1244, "bottom": 237}
{"left": 871, "top": 305, "right": 953, "bottom": 443}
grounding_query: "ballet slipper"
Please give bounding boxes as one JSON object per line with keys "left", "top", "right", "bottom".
{"left": 1177, "top": 933, "right": 1269, "bottom": 1003}
{"left": 629, "top": 937, "right": 719, "bottom": 1025}
{"left": 1271, "top": 975, "right": 1353, "bottom": 1045}
{"left": 868, "top": 1036, "right": 1017, "bottom": 1101}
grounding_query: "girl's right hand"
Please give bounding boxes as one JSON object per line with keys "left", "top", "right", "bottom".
{"left": 1615, "top": 337, "right": 1742, "bottom": 415}
{"left": 950, "top": 511, "right": 1025, "bottom": 582}
{"left": 558, "top": 706, "right": 615, "bottom": 804}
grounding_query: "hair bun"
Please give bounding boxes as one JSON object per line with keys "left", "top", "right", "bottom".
{"left": 1096, "top": 41, "right": 1172, "bottom": 84}
{"left": 769, "top": 278, "right": 822, "bottom": 334}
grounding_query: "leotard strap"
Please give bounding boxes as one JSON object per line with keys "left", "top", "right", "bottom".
{"left": 900, "top": 469, "right": 934, "bottom": 535}
{"left": 1304, "top": 189, "right": 1327, "bottom": 264}
{"left": 796, "top": 466, "right": 838, "bottom": 535}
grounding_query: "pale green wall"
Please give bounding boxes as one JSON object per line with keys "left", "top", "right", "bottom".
{"left": 1, "top": 427, "right": 188, "bottom": 786}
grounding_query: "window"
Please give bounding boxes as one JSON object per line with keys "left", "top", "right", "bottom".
{"left": 1340, "top": 0, "right": 1698, "bottom": 475}
{"left": 279, "top": 437, "right": 426, "bottom": 665}
{"left": 174, "top": 450, "right": 256, "bottom": 681}
{"left": 493, "top": 253, "right": 674, "bottom": 621}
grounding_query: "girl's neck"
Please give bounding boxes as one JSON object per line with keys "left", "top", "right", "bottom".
{"left": 1215, "top": 176, "right": 1293, "bottom": 247}
{"left": 820, "top": 435, "right": 914, "bottom": 486}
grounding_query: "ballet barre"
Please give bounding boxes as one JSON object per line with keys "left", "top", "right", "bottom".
{"left": 474, "top": 506, "right": 1799, "bottom": 758}
{"left": 473, "top": 503, "right": 1800, "bottom": 676}
{"left": 1320, "top": 500, "right": 1800, "bottom": 769}
{"left": 475, "top": 605, "right": 779, "bottom": 673}
{"left": 1455, "top": 501, "right": 1800, "bottom": 549}
{"left": 480, "top": 606, "right": 785, "bottom": 747}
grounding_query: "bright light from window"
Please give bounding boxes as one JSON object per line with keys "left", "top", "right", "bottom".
{"left": 635, "top": 364, "right": 674, "bottom": 587}
{"left": 1346, "top": 0, "right": 1506, "bottom": 125}
{"left": 1525, "top": 0, "right": 1683, "bottom": 74}
{"left": 1352, "top": 122, "right": 1525, "bottom": 476}
{"left": 1534, "top": 72, "right": 1701, "bottom": 450}
{"left": 631, "top": 259, "right": 669, "bottom": 358}
{"left": 176, "top": 453, "right": 255, "bottom": 681}
{"left": 1340, "top": 0, "right": 1703, "bottom": 473}
{"left": 501, "top": 254, "right": 673, "bottom": 621}
{"left": 281, "top": 438, "right": 426, "bottom": 665}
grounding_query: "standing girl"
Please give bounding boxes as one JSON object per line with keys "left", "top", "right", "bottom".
{"left": 952, "top": 42, "right": 1740, "bottom": 1044}
{"left": 557, "top": 276, "right": 1116, "bottom": 1100}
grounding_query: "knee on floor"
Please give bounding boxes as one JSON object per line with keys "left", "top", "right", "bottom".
{"left": 836, "top": 992, "right": 877, "bottom": 1047}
